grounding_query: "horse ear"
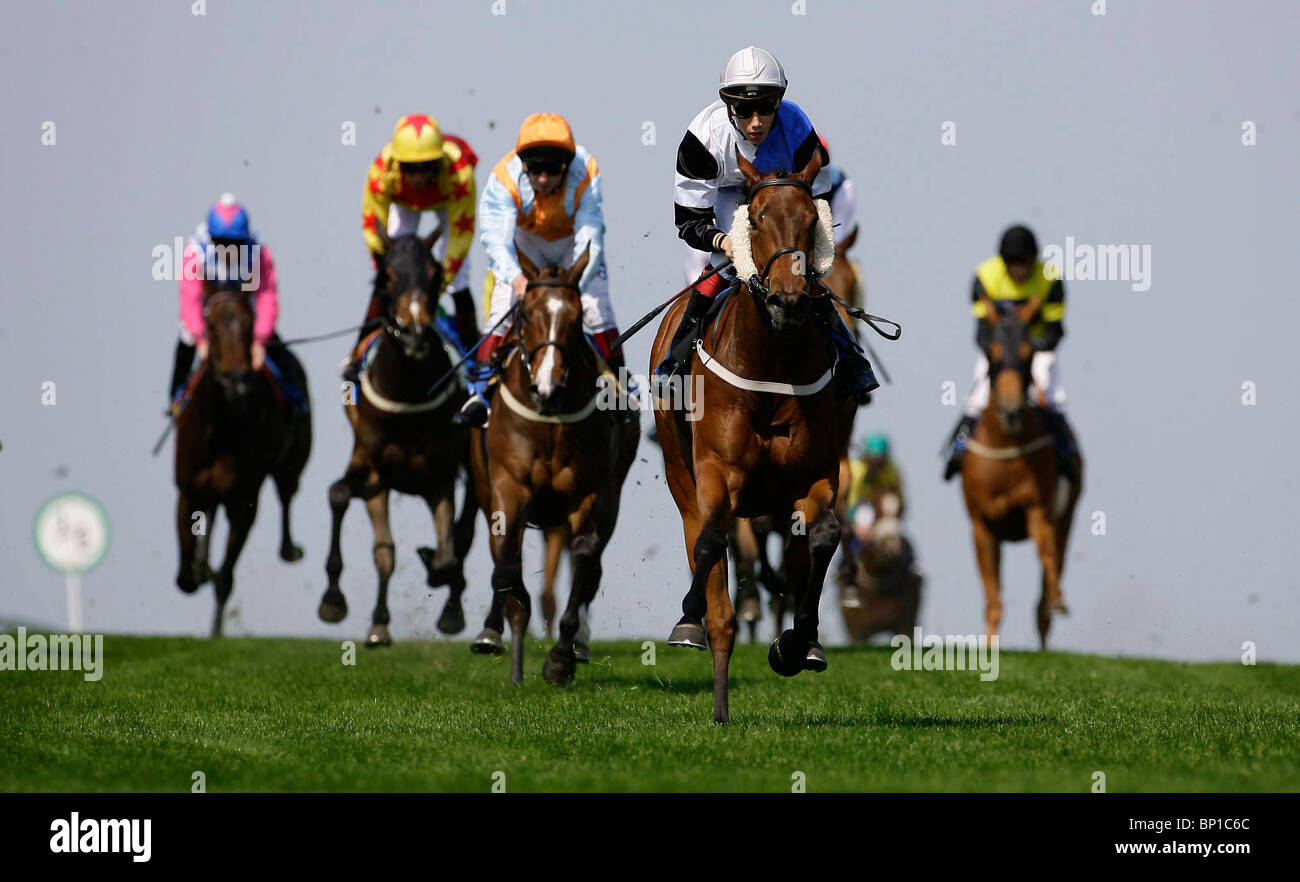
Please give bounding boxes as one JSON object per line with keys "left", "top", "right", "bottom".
{"left": 795, "top": 148, "right": 824, "bottom": 186}
{"left": 736, "top": 147, "right": 764, "bottom": 191}
{"left": 566, "top": 244, "right": 591, "bottom": 285}
{"left": 516, "top": 246, "right": 540, "bottom": 281}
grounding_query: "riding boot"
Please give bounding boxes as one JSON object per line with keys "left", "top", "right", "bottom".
{"left": 451, "top": 334, "right": 503, "bottom": 428}
{"left": 653, "top": 289, "right": 712, "bottom": 380}
{"left": 167, "top": 339, "right": 196, "bottom": 414}
{"left": 943, "top": 414, "right": 979, "bottom": 482}
{"left": 1042, "top": 409, "right": 1080, "bottom": 482}
{"left": 811, "top": 296, "right": 879, "bottom": 404}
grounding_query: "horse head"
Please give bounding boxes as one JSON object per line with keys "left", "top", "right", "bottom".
{"left": 735, "top": 147, "right": 826, "bottom": 333}
{"left": 515, "top": 244, "right": 590, "bottom": 415}
{"left": 376, "top": 224, "right": 444, "bottom": 362}
{"left": 203, "top": 279, "right": 256, "bottom": 404}
{"left": 981, "top": 297, "right": 1040, "bottom": 435}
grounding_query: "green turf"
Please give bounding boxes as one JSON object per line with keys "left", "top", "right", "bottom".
{"left": 1, "top": 635, "right": 1297, "bottom": 792}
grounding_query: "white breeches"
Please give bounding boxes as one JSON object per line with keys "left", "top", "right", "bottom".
{"left": 486, "top": 229, "right": 615, "bottom": 337}
{"left": 963, "top": 350, "right": 1066, "bottom": 417}
{"left": 386, "top": 203, "right": 470, "bottom": 290}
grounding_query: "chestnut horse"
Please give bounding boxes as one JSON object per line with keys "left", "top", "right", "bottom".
{"left": 174, "top": 279, "right": 312, "bottom": 636}
{"left": 842, "top": 492, "right": 922, "bottom": 643}
{"left": 319, "top": 229, "right": 477, "bottom": 645}
{"left": 469, "top": 247, "right": 639, "bottom": 684}
{"left": 651, "top": 149, "right": 846, "bottom": 724}
{"left": 962, "top": 298, "right": 1082, "bottom": 647}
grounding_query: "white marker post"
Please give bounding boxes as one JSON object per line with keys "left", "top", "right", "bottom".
{"left": 33, "top": 493, "right": 110, "bottom": 633}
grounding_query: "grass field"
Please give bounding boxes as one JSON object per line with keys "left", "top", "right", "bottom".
{"left": 2, "top": 635, "right": 1297, "bottom": 792}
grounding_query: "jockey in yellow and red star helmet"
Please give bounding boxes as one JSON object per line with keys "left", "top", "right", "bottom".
{"left": 346, "top": 113, "right": 479, "bottom": 379}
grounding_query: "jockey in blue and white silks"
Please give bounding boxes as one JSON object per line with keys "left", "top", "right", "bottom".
{"left": 656, "top": 46, "right": 878, "bottom": 403}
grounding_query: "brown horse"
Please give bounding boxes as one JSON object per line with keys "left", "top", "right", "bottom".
{"left": 174, "top": 279, "right": 312, "bottom": 636}
{"left": 651, "top": 149, "right": 847, "bottom": 724}
{"left": 468, "top": 247, "right": 639, "bottom": 684}
{"left": 961, "top": 298, "right": 1082, "bottom": 647}
{"left": 842, "top": 493, "right": 922, "bottom": 643}
{"left": 319, "top": 229, "right": 478, "bottom": 646}
{"left": 539, "top": 534, "right": 592, "bottom": 661}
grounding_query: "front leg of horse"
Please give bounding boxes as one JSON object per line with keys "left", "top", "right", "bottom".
{"left": 363, "top": 491, "right": 395, "bottom": 647}
{"left": 971, "top": 518, "right": 1003, "bottom": 640}
{"left": 417, "top": 492, "right": 466, "bottom": 635}
{"left": 545, "top": 529, "right": 601, "bottom": 686}
{"left": 771, "top": 492, "right": 840, "bottom": 676}
{"left": 1026, "top": 505, "right": 1066, "bottom": 649}
{"left": 212, "top": 496, "right": 258, "bottom": 638}
{"left": 319, "top": 477, "right": 354, "bottom": 623}
{"left": 273, "top": 470, "right": 304, "bottom": 563}
{"left": 488, "top": 490, "right": 531, "bottom": 683}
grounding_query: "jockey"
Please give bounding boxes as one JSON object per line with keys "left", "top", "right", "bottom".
{"left": 848, "top": 433, "right": 904, "bottom": 517}
{"left": 683, "top": 133, "right": 858, "bottom": 281}
{"left": 344, "top": 113, "right": 479, "bottom": 382}
{"left": 169, "top": 193, "right": 288, "bottom": 410}
{"left": 453, "top": 112, "right": 633, "bottom": 428}
{"left": 942, "top": 224, "right": 1075, "bottom": 481}
{"left": 656, "top": 46, "right": 878, "bottom": 403}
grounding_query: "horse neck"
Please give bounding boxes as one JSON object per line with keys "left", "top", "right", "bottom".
{"left": 369, "top": 331, "right": 446, "bottom": 399}
{"left": 712, "top": 286, "right": 830, "bottom": 382}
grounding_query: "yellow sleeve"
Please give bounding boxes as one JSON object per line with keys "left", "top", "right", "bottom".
{"left": 361, "top": 147, "right": 394, "bottom": 254}
{"left": 440, "top": 140, "right": 477, "bottom": 286}
{"left": 847, "top": 459, "right": 869, "bottom": 510}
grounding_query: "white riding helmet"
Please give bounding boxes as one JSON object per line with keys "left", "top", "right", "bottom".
{"left": 718, "top": 46, "right": 788, "bottom": 102}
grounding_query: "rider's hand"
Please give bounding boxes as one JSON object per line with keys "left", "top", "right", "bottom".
{"left": 721, "top": 235, "right": 734, "bottom": 261}
{"left": 251, "top": 341, "right": 266, "bottom": 371}
{"left": 511, "top": 274, "right": 528, "bottom": 300}
{"left": 196, "top": 339, "right": 209, "bottom": 362}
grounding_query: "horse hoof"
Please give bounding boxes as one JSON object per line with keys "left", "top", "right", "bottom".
{"left": 365, "top": 625, "right": 392, "bottom": 647}
{"left": 803, "top": 641, "right": 828, "bottom": 673}
{"left": 471, "top": 628, "right": 504, "bottom": 655}
{"left": 318, "top": 597, "right": 348, "bottom": 623}
{"left": 573, "top": 641, "right": 591, "bottom": 664}
{"left": 437, "top": 602, "right": 466, "bottom": 635}
{"left": 542, "top": 649, "right": 576, "bottom": 686}
{"left": 667, "top": 619, "right": 708, "bottom": 650}
{"left": 176, "top": 574, "right": 200, "bottom": 595}
{"left": 1049, "top": 602, "right": 1070, "bottom": 617}
{"left": 768, "top": 631, "right": 805, "bottom": 678}
{"left": 279, "top": 543, "right": 304, "bottom": 563}
{"left": 417, "top": 547, "right": 458, "bottom": 587}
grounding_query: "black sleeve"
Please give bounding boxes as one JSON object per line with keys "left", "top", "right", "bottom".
{"left": 794, "top": 129, "right": 832, "bottom": 196}
{"left": 674, "top": 131, "right": 725, "bottom": 252}
{"left": 1035, "top": 279, "right": 1065, "bottom": 350}
{"left": 675, "top": 203, "right": 725, "bottom": 253}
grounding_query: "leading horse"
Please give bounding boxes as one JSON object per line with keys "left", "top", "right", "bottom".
{"left": 651, "top": 149, "right": 847, "bottom": 724}
{"left": 961, "top": 298, "right": 1082, "bottom": 647}
{"left": 173, "top": 279, "right": 312, "bottom": 636}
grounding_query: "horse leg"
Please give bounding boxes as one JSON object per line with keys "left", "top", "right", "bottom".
{"left": 320, "top": 469, "right": 362, "bottom": 623}
{"left": 472, "top": 588, "right": 507, "bottom": 656}
{"left": 686, "top": 464, "right": 737, "bottom": 722}
{"left": 363, "top": 490, "right": 395, "bottom": 647}
{"left": 489, "top": 487, "right": 531, "bottom": 683}
{"left": 212, "top": 495, "right": 257, "bottom": 638}
{"left": 771, "top": 486, "right": 839, "bottom": 676}
{"left": 545, "top": 526, "right": 600, "bottom": 686}
{"left": 971, "top": 519, "right": 1003, "bottom": 640}
{"left": 175, "top": 491, "right": 202, "bottom": 593}
{"left": 273, "top": 469, "right": 304, "bottom": 562}
{"left": 541, "top": 525, "right": 566, "bottom": 640}
{"left": 731, "top": 519, "right": 762, "bottom": 643}
{"left": 1027, "top": 505, "right": 1065, "bottom": 650}
{"left": 422, "top": 491, "right": 466, "bottom": 635}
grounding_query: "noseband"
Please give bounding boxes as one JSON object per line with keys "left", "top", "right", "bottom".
{"left": 742, "top": 177, "right": 823, "bottom": 301}
{"left": 516, "top": 278, "right": 584, "bottom": 386}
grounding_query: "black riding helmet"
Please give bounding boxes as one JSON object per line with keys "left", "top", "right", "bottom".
{"left": 999, "top": 225, "right": 1039, "bottom": 265}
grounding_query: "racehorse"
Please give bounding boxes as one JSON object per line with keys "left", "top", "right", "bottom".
{"left": 173, "top": 279, "right": 311, "bottom": 637}
{"left": 319, "top": 228, "right": 477, "bottom": 646}
{"left": 651, "top": 149, "right": 847, "bottom": 724}
{"left": 468, "top": 247, "right": 639, "bottom": 685}
{"left": 961, "top": 298, "right": 1082, "bottom": 647}
{"left": 842, "top": 492, "right": 922, "bottom": 643}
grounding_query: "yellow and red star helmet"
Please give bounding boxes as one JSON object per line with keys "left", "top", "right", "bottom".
{"left": 391, "top": 113, "right": 443, "bottom": 163}
{"left": 515, "top": 113, "right": 575, "bottom": 156}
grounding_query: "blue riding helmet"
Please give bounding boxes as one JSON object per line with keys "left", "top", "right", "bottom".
{"left": 206, "top": 192, "right": 251, "bottom": 241}
{"left": 862, "top": 433, "right": 890, "bottom": 458}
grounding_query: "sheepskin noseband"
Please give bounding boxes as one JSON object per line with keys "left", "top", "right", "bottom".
{"left": 730, "top": 197, "right": 835, "bottom": 284}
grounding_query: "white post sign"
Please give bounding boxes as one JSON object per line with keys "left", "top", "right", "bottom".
{"left": 33, "top": 493, "right": 110, "bottom": 632}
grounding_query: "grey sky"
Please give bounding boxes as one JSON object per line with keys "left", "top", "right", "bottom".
{"left": 2, "top": 0, "right": 1297, "bottom": 661}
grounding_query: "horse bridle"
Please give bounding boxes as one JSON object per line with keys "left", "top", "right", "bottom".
{"left": 514, "top": 278, "right": 585, "bottom": 386}
{"left": 742, "top": 176, "right": 824, "bottom": 301}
